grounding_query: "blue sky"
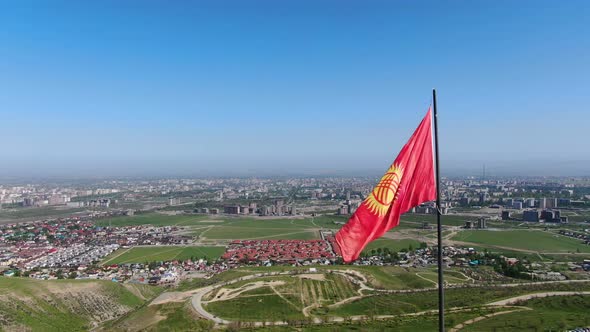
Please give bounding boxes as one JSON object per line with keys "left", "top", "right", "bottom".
{"left": 1, "top": 1, "right": 588, "bottom": 177}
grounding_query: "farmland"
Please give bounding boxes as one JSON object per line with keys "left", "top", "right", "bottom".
{"left": 101, "top": 246, "right": 225, "bottom": 265}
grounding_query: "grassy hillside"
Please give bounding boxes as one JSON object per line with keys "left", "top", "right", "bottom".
{"left": 328, "top": 282, "right": 590, "bottom": 317}
{"left": 103, "top": 301, "right": 214, "bottom": 332}
{"left": 0, "top": 277, "right": 161, "bottom": 331}
{"left": 462, "top": 295, "right": 590, "bottom": 331}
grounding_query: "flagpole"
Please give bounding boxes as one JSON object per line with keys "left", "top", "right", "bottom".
{"left": 433, "top": 88, "right": 445, "bottom": 331}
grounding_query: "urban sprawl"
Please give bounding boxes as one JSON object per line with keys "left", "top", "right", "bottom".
{"left": 1, "top": 176, "right": 589, "bottom": 285}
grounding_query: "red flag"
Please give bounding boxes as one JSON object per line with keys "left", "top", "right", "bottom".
{"left": 335, "top": 108, "right": 437, "bottom": 262}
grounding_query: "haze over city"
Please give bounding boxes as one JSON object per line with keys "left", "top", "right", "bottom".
{"left": 1, "top": 1, "right": 589, "bottom": 178}
{"left": 3, "top": 2, "right": 590, "bottom": 332}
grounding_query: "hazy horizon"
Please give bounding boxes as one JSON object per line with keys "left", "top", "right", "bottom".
{"left": 1, "top": 1, "right": 588, "bottom": 178}
{"left": 1, "top": 158, "right": 589, "bottom": 180}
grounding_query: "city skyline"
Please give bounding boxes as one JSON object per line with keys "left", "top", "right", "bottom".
{"left": 1, "top": 1, "right": 589, "bottom": 177}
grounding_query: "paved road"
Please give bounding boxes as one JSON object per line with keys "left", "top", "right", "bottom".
{"left": 191, "top": 285, "right": 231, "bottom": 324}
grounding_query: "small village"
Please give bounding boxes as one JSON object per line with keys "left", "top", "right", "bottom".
{"left": 2, "top": 214, "right": 588, "bottom": 286}
{"left": 0, "top": 217, "right": 191, "bottom": 270}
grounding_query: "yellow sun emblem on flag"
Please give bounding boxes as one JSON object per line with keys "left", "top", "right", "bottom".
{"left": 364, "top": 164, "right": 404, "bottom": 216}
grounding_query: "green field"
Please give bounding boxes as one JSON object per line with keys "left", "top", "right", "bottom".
{"left": 104, "top": 300, "right": 214, "bottom": 332}
{"left": 0, "top": 206, "right": 87, "bottom": 221}
{"left": 463, "top": 295, "right": 590, "bottom": 331}
{"left": 352, "top": 266, "right": 436, "bottom": 290}
{"left": 95, "top": 214, "right": 327, "bottom": 241}
{"left": 96, "top": 213, "right": 331, "bottom": 228}
{"left": 242, "top": 295, "right": 590, "bottom": 332}
{"left": 205, "top": 294, "right": 305, "bottom": 321}
{"left": 200, "top": 267, "right": 590, "bottom": 328}
{"left": 205, "top": 272, "right": 360, "bottom": 321}
{"left": 240, "top": 309, "right": 502, "bottom": 331}
{"left": 101, "top": 246, "right": 226, "bottom": 264}
{"left": 415, "top": 271, "right": 469, "bottom": 285}
{"left": 452, "top": 229, "right": 590, "bottom": 253}
{"left": 328, "top": 281, "right": 590, "bottom": 317}
{"left": 362, "top": 238, "right": 422, "bottom": 254}
{"left": 5, "top": 264, "right": 589, "bottom": 331}
{"left": 203, "top": 226, "right": 318, "bottom": 240}
{"left": 228, "top": 265, "right": 457, "bottom": 290}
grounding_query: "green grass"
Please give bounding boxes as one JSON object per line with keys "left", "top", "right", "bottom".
{"left": 205, "top": 294, "right": 305, "bottom": 321}
{"left": 303, "top": 215, "right": 349, "bottom": 229}
{"left": 176, "top": 269, "right": 251, "bottom": 291}
{"left": 205, "top": 271, "right": 363, "bottom": 320}
{"left": 415, "top": 271, "right": 469, "bottom": 285}
{"left": 211, "top": 272, "right": 360, "bottom": 308}
{"left": 329, "top": 281, "right": 590, "bottom": 317}
{"left": 203, "top": 226, "right": 318, "bottom": 240}
{"left": 462, "top": 295, "right": 590, "bottom": 331}
{"left": 232, "top": 265, "right": 437, "bottom": 290}
{"left": 353, "top": 266, "right": 434, "bottom": 290}
{"left": 222, "top": 218, "right": 316, "bottom": 229}
{"left": 104, "top": 300, "right": 214, "bottom": 332}
{"left": 150, "top": 302, "right": 214, "bottom": 331}
{"left": 101, "top": 246, "right": 226, "bottom": 264}
{"left": 452, "top": 229, "right": 590, "bottom": 253}
{"left": 231, "top": 265, "right": 442, "bottom": 291}
{"left": 362, "top": 238, "right": 422, "bottom": 254}
{"left": 0, "top": 206, "right": 86, "bottom": 221}
{"left": 96, "top": 214, "right": 330, "bottom": 240}
{"left": 240, "top": 309, "right": 501, "bottom": 331}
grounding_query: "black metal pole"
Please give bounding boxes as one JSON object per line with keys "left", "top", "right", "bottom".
{"left": 433, "top": 88, "right": 444, "bottom": 332}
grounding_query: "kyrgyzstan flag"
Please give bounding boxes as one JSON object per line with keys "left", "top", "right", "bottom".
{"left": 335, "top": 108, "right": 437, "bottom": 262}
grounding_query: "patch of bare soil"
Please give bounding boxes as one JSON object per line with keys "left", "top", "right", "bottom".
{"left": 150, "top": 291, "right": 194, "bottom": 306}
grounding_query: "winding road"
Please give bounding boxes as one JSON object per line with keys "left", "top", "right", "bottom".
{"left": 181, "top": 270, "right": 590, "bottom": 327}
